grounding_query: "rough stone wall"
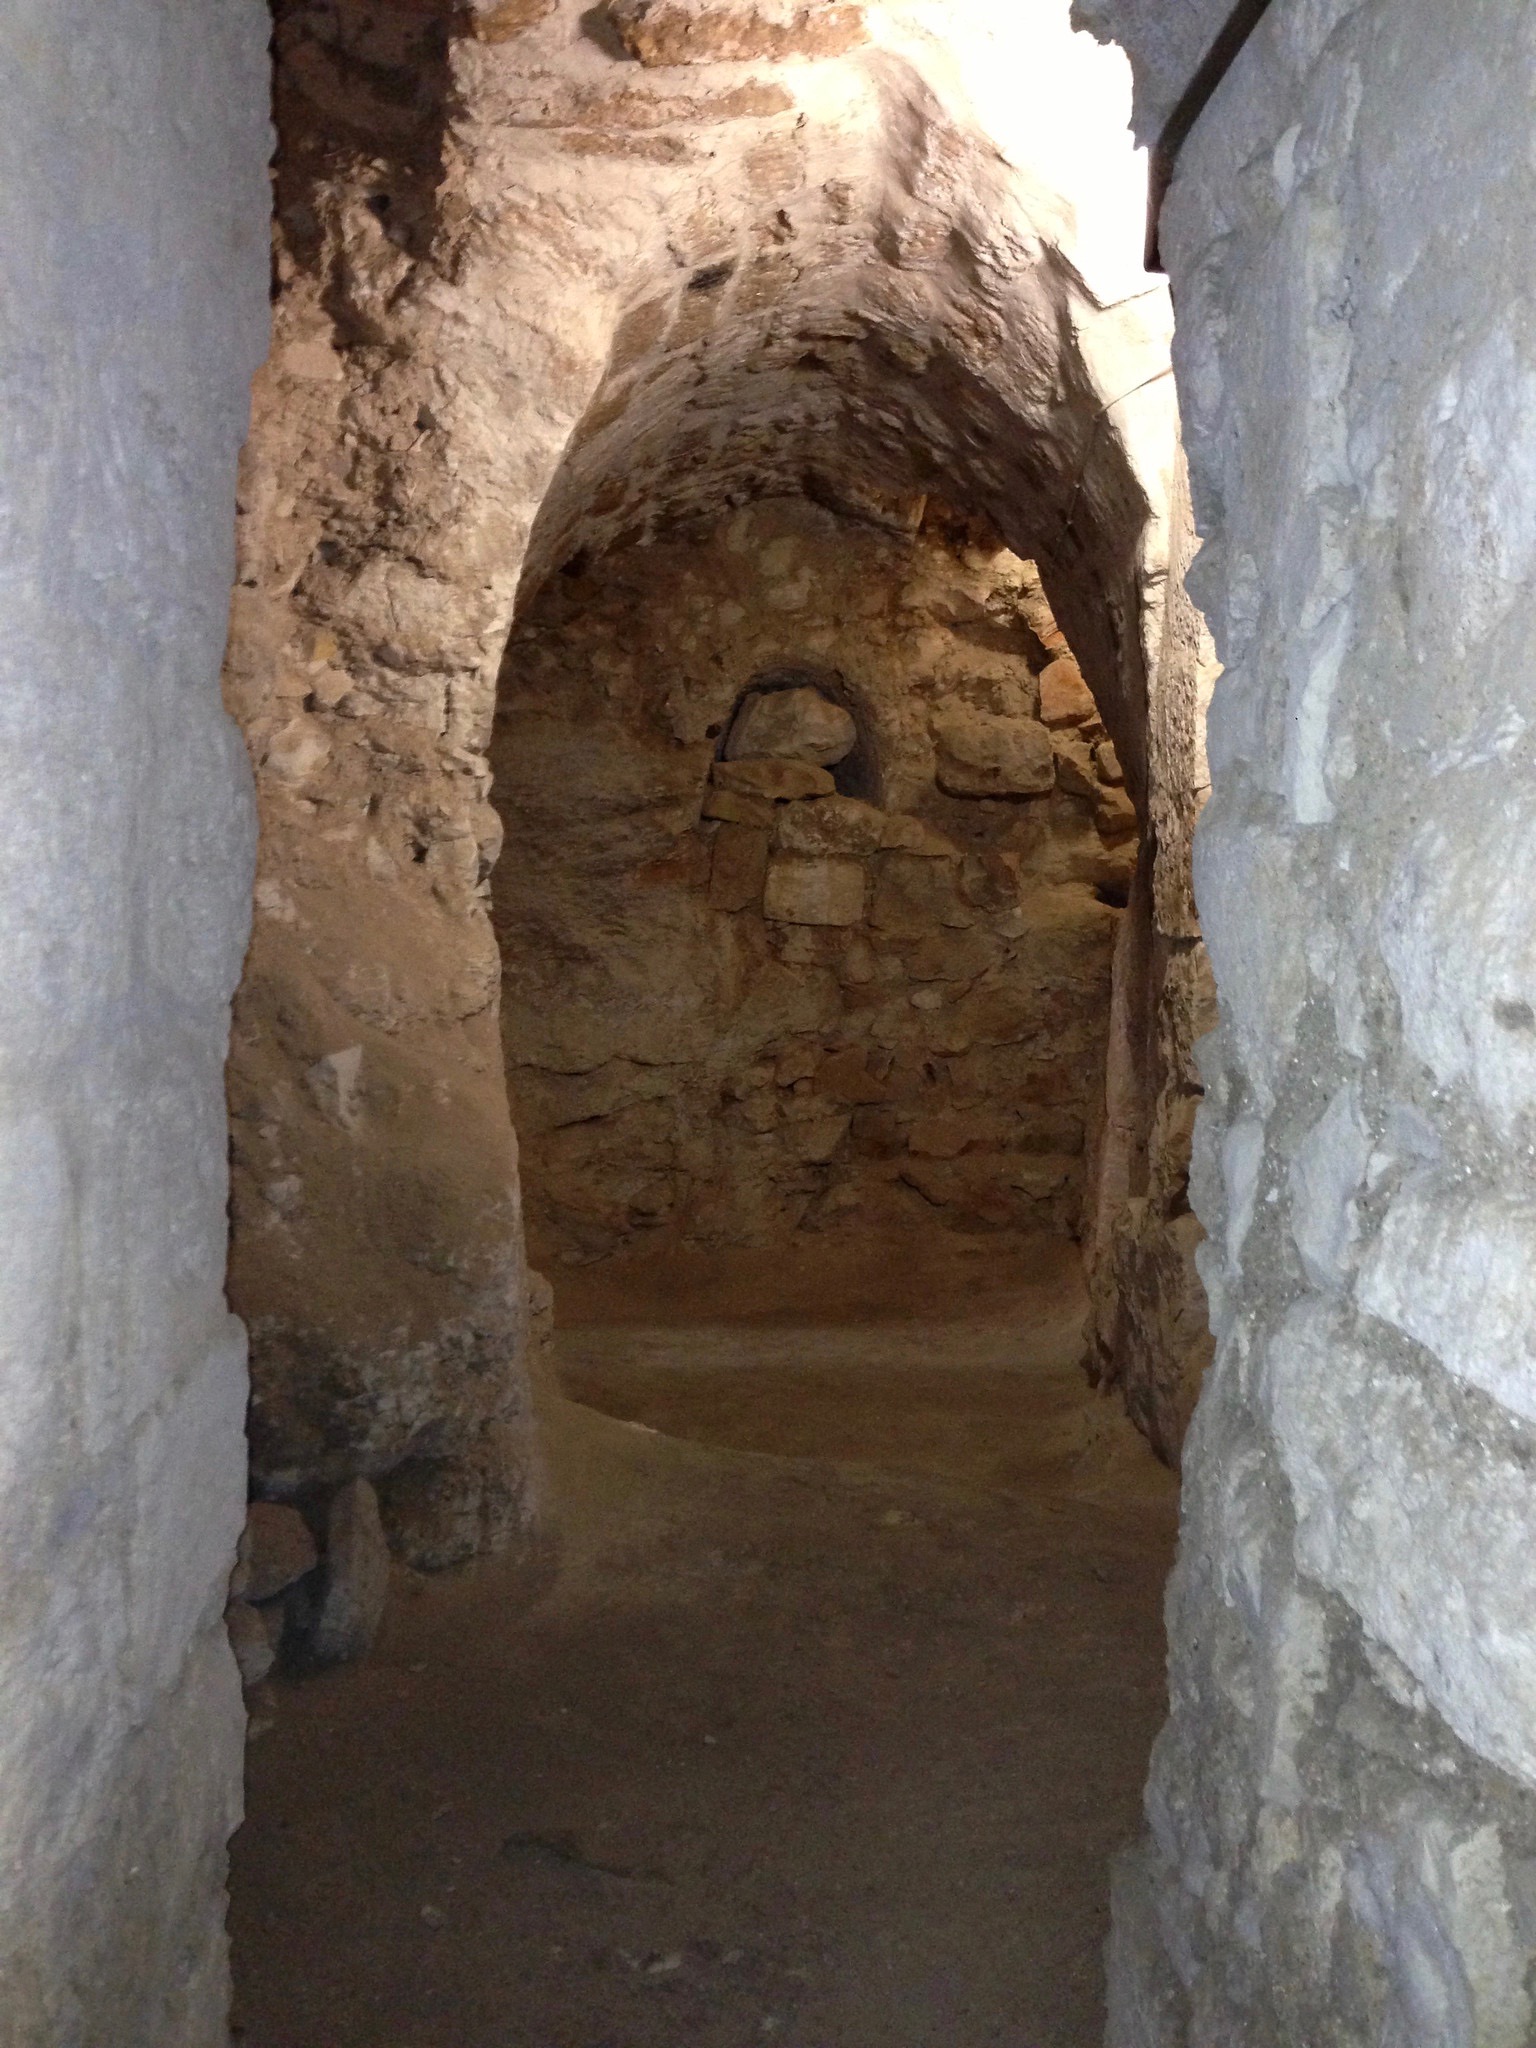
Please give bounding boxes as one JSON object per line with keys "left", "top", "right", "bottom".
{"left": 0, "top": 1, "right": 271, "bottom": 2039}
{"left": 495, "top": 495, "right": 1134, "bottom": 1267}
{"left": 227, "top": 0, "right": 1203, "bottom": 1536}
{"left": 1081, "top": 0, "right": 1536, "bottom": 2037}
{"left": 1083, "top": 459, "right": 1220, "bottom": 1462}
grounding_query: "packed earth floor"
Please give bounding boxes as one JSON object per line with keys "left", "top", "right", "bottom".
{"left": 231, "top": 1234, "right": 1176, "bottom": 2047}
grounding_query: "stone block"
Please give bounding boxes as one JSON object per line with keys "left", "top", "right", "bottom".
{"left": 897, "top": 1150, "right": 1074, "bottom": 1228}
{"left": 804, "top": 468, "right": 926, "bottom": 533}
{"left": 1095, "top": 785, "right": 1138, "bottom": 840}
{"left": 236, "top": 1501, "right": 318, "bottom": 1604}
{"left": 1038, "top": 656, "right": 1096, "bottom": 727}
{"left": 932, "top": 704, "right": 1055, "bottom": 797}
{"left": 469, "top": 0, "right": 557, "bottom": 38}
{"left": 308, "top": 1479, "right": 390, "bottom": 1667}
{"left": 950, "top": 983, "right": 1044, "bottom": 1046}
{"left": 608, "top": 0, "right": 869, "bottom": 67}
{"left": 708, "top": 822, "right": 770, "bottom": 911}
{"left": 712, "top": 756, "right": 836, "bottom": 801}
{"left": 959, "top": 849, "right": 1018, "bottom": 911}
{"left": 1009, "top": 1154, "right": 1075, "bottom": 1199}
{"left": 906, "top": 1115, "right": 984, "bottom": 1159}
{"left": 902, "top": 927, "right": 1000, "bottom": 982}
{"left": 784, "top": 1112, "right": 851, "bottom": 1163}
{"left": 763, "top": 856, "right": 866, "bottom": 926}
{"left": 379, "top": 1421, "right": 547, "bottom": 1575}
{"left": 774, "top": 1041, "right": 821, "bottom": 1085}
{"left": 262, "top": 714, "right": 331, "bottom": 788}
{"left": 702, "top": 784, "right": 776, "bottom": 828}
{"left": 225, "top": 1600, "right": 278, "bottom": 1689}
{"left": 725, "top": 686, "right": 857, "bottom": 765}
{"left": 775, "top": 795, "right": 886, "bottom": 854}
{"left": 1052, "top": 733, "right": 1100, "bottom": 800}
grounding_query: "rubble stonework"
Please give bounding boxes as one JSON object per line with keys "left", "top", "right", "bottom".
{"left": 495, "top": 497, "right": 1133, "bottom": 1265}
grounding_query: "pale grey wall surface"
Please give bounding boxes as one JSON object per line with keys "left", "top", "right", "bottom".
{"left": 0, "top": 2, "right": 271, "bottom": 2039}
{"left": 1071, "top": 0, "right": 1228, "bottom": 141}
{"left": 1078, "top": 0, "right": 1536, "bottom": 2041}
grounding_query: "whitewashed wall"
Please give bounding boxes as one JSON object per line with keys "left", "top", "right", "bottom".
{"left": 0, "top": 2, "right": 270, "bottom": 2037}
{"left": 1077, "top": 0, "right": 1536, "bottom": 2039}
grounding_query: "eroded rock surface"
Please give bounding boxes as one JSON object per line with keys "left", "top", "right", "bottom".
{"left": 223, "top": 0, "right": 1206, "bottom": 1556}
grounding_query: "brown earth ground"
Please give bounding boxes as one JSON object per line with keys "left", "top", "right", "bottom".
{"left": 230, "top": 1231, "right": 1177, "bottom": 2048}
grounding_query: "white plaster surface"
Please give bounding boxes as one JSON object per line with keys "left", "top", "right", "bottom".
{"left": 1287, "top": 1082, "right": 1367, "bottom": 1293}
{"left": 1379, "top": 777, "right": 1536, "bottom": 1142}
{"left": 1358, "top": 1180, "right": 1536, "bottom": 1427}
{"left": 1081, "top": 0, "right": 1536, "bottom": 2036}
{"left": 0, "top": 0, "right": 271, "bottom": 2036}
{"left": 1264, "top": 1299, "right": 1536, "bottom": 1790}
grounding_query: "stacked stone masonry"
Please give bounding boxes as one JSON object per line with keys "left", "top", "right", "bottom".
{"left": 1077, "top": 0, "right": 1536, "bottom": 2040}
{"left": 494, "top": 496, "right": 1135, "bottom": 1268}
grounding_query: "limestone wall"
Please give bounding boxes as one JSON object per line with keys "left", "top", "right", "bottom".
{"left": 0, "top": 1, "right": 272, "bottom": 2038}
{"left": 495, "top": 496, "right": 1133, "bottom": 1267}
{"left": 1080, "top": 0, "right": 1536, "bottom": 2037}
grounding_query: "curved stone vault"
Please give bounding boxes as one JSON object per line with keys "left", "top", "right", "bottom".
{"left": 223, "top": 0, "right": 1211, "bottom": 1565}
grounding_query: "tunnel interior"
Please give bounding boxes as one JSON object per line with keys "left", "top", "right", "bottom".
{"left": 217, "top": 7, "right": 1211, "bottom": 2039}
{"left": 12, "top": 2, "right": 1536, "bottom": 2044}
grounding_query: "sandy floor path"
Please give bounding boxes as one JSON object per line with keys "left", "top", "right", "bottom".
{"left": 231, "top": 1237, "right": 1176, "bottom": 2048}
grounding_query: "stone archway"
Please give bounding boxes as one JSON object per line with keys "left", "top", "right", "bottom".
{"left": 223, "top": 0, "right": 1211, "bottom": 1588}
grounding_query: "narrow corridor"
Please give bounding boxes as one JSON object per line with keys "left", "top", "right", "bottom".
{"left": 232, "top": 1237, "right": 1174, "bottom": 2047}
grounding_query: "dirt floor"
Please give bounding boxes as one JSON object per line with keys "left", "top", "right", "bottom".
{"left": 230, "top": 1232, "right": 1178, "bottom": 2048}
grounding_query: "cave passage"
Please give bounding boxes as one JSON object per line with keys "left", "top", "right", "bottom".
{"left": 16, "top": 2, "right": 1536, "bottom": 2041}
{"left": 229, "top": 487, "right": 1180, "bottom": 2047}
{"left": 216, "top": 4, "right": 1213, "bottom": 2038}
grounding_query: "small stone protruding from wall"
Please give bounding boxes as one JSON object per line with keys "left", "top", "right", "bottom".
{"left": 225, "top": 1501, "right": 320, "bottom": 1691}
{"left": 306, "top": 1479, "right": 391, "bottom": 1668}
{"left": 709, "top": 822, "right": 771, "bottom": 911}
{"left": 380, "top": 1420, "right": 545, "bottom": 1573}
{"left": 467, "top": 0, "right": 558, "bottom": 41}
{"left": 776, "top": 795, "right": 886, "bottom": 856}
{"left": 703, "top": 784, "right": 776, "bottom": 828}
{"left": 1038, "top": 656, "right": 1098, "bottom": 729}
{"left": 527, "top": 1268, "right": 555, "bottom": 1377}
{"left": 880, "top": 814, "right": 959, "bottom": 858}
{"left": 763, "top": 854, "right": 867, "bottom": 926}
{"left": 227, "top": 1601, "right": 282, "bottom": 1691}
{"left": 1052, "top": 733, "right": 1100, "bottom": 801}
{"left": 931, "top": 702, "right": 1056, "bottom": 797}
{"left": 237, "top": 1502, "right": 318, "bottom": 1603}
